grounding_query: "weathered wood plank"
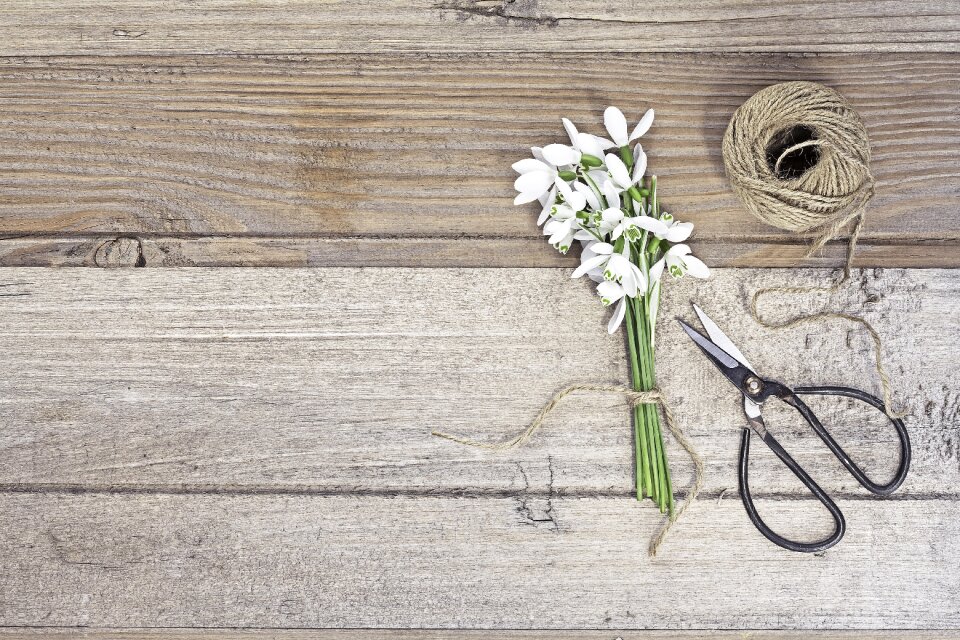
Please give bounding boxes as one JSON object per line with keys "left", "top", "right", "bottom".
{"left": 0, "top": 54, "right": 956, "bottom": 268}
{"left": 2, "top": 237, "right": 960, "bottom": 269}
{"left": 1, "top": 1, "right": 958, "bottom": 55}
{"left": 0, "top": 268, "right": 954, "bottom": 496}
{"left": 1, "top": 492, "right": 958, "bottom": 628}
{"left": 5, "top": 634, "right": 960, "bottom": 640}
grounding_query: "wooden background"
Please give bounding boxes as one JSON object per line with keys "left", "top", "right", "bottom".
{"left": 0, "top": 1, "right": 958, "bottom": 638}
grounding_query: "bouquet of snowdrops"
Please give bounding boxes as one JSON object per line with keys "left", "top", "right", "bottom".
{"left": 513, "top": 107, "right": 710, "bottom": 514}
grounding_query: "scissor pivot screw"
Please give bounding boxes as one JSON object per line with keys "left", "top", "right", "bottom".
{"left": 745, "top": 376, "right": 763, "bottom": 395}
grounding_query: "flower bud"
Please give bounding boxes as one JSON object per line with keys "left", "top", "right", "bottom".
{"left": 580, "top": 154, "right": 603, "bottom": 168}
{"left": 628, "top": 186, "right": 644, "bottom": 203}
{"left": 557, "top": 170, "right": 577, "bottom": 181}
{"left": 618, "top": 145, "right": 634, "bottom": 168}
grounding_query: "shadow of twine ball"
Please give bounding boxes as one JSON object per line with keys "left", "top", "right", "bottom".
{"left": 722, "top": 81, "right": 875, "bottom": 240}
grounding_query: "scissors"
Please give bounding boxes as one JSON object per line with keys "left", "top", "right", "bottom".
{"left": 678, "top": 304, "right": 911, "bottom": 553}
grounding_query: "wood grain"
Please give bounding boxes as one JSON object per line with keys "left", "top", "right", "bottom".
{"left": 5, "top": 634, "right": 960, "bottom": 640}
{"left": 1, "top": 492, "right": 958, "bottom": 629}
{"left": 0, "top": 54, "right": 957, "bottom": 267}
{"left": 0, "top": 268, "right": 954, "bottom": 498}
{"left": 0, "top": 1, "right": 958, "bottom": 55}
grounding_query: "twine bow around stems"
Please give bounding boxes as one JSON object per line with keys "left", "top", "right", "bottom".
{"left": 432, "top": 383, "right": 705, "bottom": 557}
{"left": 723, "top": 81, "right": 905, "bottom": 418}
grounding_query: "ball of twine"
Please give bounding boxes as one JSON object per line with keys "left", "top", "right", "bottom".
{"left": 722, "top": 81, "right": 874, "bottom": 256}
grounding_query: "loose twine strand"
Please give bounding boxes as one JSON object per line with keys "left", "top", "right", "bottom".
{"left": 432, "top": 384, "right": 705, "bottom": 557}
{"left": 723, "top": 81, "right": 905, "bottom": 418}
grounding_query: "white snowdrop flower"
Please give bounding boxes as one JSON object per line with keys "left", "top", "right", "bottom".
{"left": 513, "top": 156, "right": 559, "bottom": 205}
{"left": 644, "top": 212, "right": 694, "bottom": 243}
{"left": 571, "top": 241, "right": 615, "bottom": 279}
{"left": 573, "top": 242, "right": 646, "bottom": 298}
{"left": 542, "top": 204, "right": 590, "bottom": 254}
{"left": 603, "top": 106, "right": 655, "bottom": 148}
{"left": 649, "top": 244, "right": 711, "bottom": 284}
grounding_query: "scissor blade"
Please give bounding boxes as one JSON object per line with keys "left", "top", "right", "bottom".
{"left": 678, "top": 319, "right": 756, "bottom": 400}
{"left": 692, "top": 304, "right": 755, "bottom": 373}
{"left": 690, "top": 304, "right": 762, "bottom": 418}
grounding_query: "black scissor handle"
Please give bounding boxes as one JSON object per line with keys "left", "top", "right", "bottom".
{"left": 788, "top": 385, "right": 910, "bottom": 496}
{"left": 739, "top": 427, "right": 846, "bottom": 553}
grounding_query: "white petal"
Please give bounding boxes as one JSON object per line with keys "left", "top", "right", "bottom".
{"left": 647, "top": 278, "right": 660, "bottom": 334}
{"left": 666, "top": 243, "right": 692, "bottom": 257}
{"left": 555, "top": 177, "right": 574, "bottom": 198}
{"left": 576, "top": 132, "right": 606, "bottom": 158}
{"left": 514, "top": 190, "right": 542, "bottom": 205}
{"left": 581, "top": 242, "right": 598, "bottom": 261}
{"left": 573, "top": 229, "right": 595, "bottom": 240}
{"left": 562, "top": 118, "right": 579, "bottom": 146}
{"left": 550, "top": 203, "right": 575, "bottom": 220}
{"left": 683, "top": 255, "right": 711, "bottom": 279}
{"left": 566, "top": 190, "right": 587, "bottom": 212}
{"left": 531, "top": 146, "right": 546, "bottom": 163}
{"left": 629, "top": 108, "right": 654, "bottom": 142}
{"left": 538, "top": 184, "right": 557, "bottom": 207}
{"left": 556, "top": 179, "right": 587, "bottom": 212}
{"left": 630, "top": 216, "right": 670, "bottom": 236}
{"left": 572, "top": 254, "right": 609, "bottom": 278}
{"left": 588, "top": 169, "right": 611, "bottom": 189}
{"left": 542, "top": 144, "right": 581, "bottom": 166}
{"left": 597, "top": 280, "right": 625, "bottom": 303}
{"left": 536, "top": 187, "right": 557, "bottom": 225}
{"left": 631, "top": 262, "right": 648, "bottom": 293}
{"left": 607, "top": 298, "right": 627, "bottom": 334}
{"left": 512, "top": 158, "right": 551, "bottom": 174}
{"left": 591, "top": 242, "right": 615, "bottom": 255}
{"left": 514, "top": 171, "right": 553, "bottom": 197}
{"left": 604, "top": 106, "right": 629, "bottom": 147}
{"left": 621, "top": 268, "right": 638, "bottom": 297}
{"left": 553, "top": 230, "right": 576, "bottom": 253}
{"left": 547, "top": 219, "right": 573, "bottom": 245}
{"left": 604, "top": 154, "right": 631, "bottom": 189}
{"left": 649, "top": 258, "right": 665, "bottom": 284}
{"left": 631, "top": 151, "right": 647, "bottom": 183}
{"left": 602, "top": 181, "right": 621, "bottom": 209}
{"left": 594, "top": 136, "right": 616, "bottom": 149}
{"left": 633, "top": 143, "right": 644, "bottom": 164}
{"left": 665, "top": 221, "right": 694, "bottom": 243}
{"left": 543, "top": 219, "right": 564, "bottom": 236}
{"left": 573, "top": 181, "right": 600, "bottom": 211}
{"left": 600, "top": 208, "right": 624, "bottom": 225}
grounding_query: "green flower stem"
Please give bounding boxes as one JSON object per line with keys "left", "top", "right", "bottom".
{"left": 626, "top": 276, "right": 674, "bottom": 508}
{"left": 624, "top": 300, "right": 651, "bottom": 500}
{"left": 633, "top": 296, "right": 660, "bottom": 504}
{"left": 626, "top": 293, "right": 675, "bottom": 513}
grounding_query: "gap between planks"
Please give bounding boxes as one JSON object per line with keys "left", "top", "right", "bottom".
{"left": 1, "top": 236, "right": 959, "bottom": 268}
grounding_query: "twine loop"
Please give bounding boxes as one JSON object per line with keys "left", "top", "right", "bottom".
{"left": 432, "top": 384, "right": 704, "bottom": 557}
